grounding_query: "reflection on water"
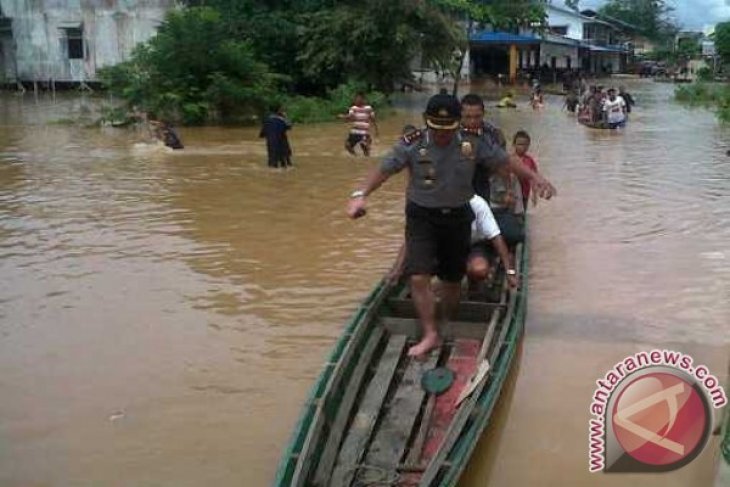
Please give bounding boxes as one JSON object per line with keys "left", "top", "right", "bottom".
{"left": 0, "top": 82, "right": 728, "bottom": 487}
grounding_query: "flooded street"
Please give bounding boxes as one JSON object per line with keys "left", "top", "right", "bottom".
{"left": 0, "top": 81, "right": 728, "bottom": 486}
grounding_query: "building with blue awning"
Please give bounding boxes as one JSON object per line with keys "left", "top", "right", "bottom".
{"left": 465, "top": 3, "right": 631, "bottom": 82}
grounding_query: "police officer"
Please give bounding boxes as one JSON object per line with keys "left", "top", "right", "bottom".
{"left": 460, "top": 93, "right": 556, "bottom": 202}
{"left": 346, "top": 93, "right": 511, "bottom": 357}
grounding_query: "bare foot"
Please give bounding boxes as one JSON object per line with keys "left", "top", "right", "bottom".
{"left": 407, "top": 332, "right": 442, "bottom": 358}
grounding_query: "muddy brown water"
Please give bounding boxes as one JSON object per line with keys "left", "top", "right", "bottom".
{"left": 0, "top": 81, "right": 728, "bottom": 487}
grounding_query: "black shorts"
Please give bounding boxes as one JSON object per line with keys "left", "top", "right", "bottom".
{"left": 346, "top": 133, "right": 371, "bottom": 148}
{"left": 404, "top": 201, "right": 474, "bottom": 282}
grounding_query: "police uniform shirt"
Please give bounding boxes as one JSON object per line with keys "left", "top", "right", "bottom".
{"left": 380, "top": 129, "right": 508, "bottom": 209}
{"left": 463, "top": 122, "right": 507, "bottom": 200}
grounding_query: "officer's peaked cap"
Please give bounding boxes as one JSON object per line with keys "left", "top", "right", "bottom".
{"left": 425, "top": 94, "right": 461, "bottom": 130}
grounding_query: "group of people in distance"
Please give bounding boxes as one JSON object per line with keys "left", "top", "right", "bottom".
{"left": 346, "top": 92, "right": 556, "bottom": 358}
{"left": 573, "top": 85, "right": 636, "bottom": 129}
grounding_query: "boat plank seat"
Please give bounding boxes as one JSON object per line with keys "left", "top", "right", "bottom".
{"left": 380, "top": 317, "right": 493, "bottom": 341}
{"left": 387, "top": 297, "right": 503, "bottom": 322}
{"left": 328, "top": 334, "right": 407, "bottom": 487}
{"left": 361, "top": 352, "right": 439, "bottom": 472}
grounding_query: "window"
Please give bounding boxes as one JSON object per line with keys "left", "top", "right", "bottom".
{"left": 65, "top": 28, "right": 83, "bottom": 60}
{"left": 550, "top": 26, "right": 568, "bottom": 36}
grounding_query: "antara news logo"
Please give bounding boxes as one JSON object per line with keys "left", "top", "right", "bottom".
{"left": 588, "top": 349, "right": 727, "bottom": 473}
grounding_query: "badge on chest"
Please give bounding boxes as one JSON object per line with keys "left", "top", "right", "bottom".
{"left": 417, "top": 148, "right": 436, "bottom": 187}
{"left": 461, "top": 141, "right": 474, "bottom": 158}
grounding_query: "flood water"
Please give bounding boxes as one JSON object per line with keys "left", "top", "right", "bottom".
{"left": 0, "top": 81, "right": 728, "bottom": 487}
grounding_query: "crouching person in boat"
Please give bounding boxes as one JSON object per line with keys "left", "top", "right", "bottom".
{"left": 466, "top": 194, "right": 517, "bottom": 289}
{"left": 346, "top": 94, "right": 512, "bottom": 358}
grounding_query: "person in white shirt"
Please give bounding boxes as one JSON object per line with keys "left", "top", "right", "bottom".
{"left": 467, "top": 195, "right": 517, "bottom": 289}
{"left": 602, "top": 88, "right": 627, "bottom": 129}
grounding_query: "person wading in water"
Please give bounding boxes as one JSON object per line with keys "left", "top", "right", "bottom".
{"left": 341, "top": 93, "right": 379, "bottom": 157}
{"left": 260, "top": 104, "right": 293, "bottom": 168}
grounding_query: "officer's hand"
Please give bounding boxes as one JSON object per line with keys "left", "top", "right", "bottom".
{"left": 347, "top": 197, "right": 367, "bottom": 219}
{"left": 534, "top": 175, "right": 557, "bottom": 200}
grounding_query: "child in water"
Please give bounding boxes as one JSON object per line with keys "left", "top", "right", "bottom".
{"left": 497, "top": 91, "right": 517, "bottom": 108}
{"left": 512, "top": 130, "right": 539, "bottom": 209}
{"left": 530, "top": 88, "right": 544, "bottom": 110}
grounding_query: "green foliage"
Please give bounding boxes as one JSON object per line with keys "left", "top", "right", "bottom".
{"left": 432, "top": 0, "right": 546, "bottom": 29}
{"left": 714, "top": 22, "right": 730, "bottom": 64}
{"left": 283, "top": 82, "right": 388, "bottom": 124}
{"left": 696, "top": 67, "right": 714, "bottom": 82}
{"left": 99, "top": 7, "right": 277, "bottom": 124}
{"left": 675, "top": 82, "right": 730, "bottom": 123}
{"left": 99, "top": 0, "right": 547, "bottom": 125}
{"left": 599, "top": 0, "right": 676, "bottom": 41}
{"left": 296, "top": 1, "right": 464, "bottom": 92}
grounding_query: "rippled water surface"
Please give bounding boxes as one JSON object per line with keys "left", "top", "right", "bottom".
{"left": 0, "top": 81, "right": 728, "bottom": 487}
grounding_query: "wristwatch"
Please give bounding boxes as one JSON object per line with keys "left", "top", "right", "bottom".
{"left": 350, "top": 190, "right": 366, "bottom": 199}
{"left": 506, "top": 269, "right": 517, "bottom": 276}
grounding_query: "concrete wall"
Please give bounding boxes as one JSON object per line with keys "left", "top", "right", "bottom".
{"left": 540, "top": 43, "right": 579, "bottom": 70}
{"left": 589, "top": 52, "right": 621, "bottom": 74}
{"left": 546, "top": 5, "right": 585, "bottom": 41}
{"left": 0, "top": 0, "right": 176, "bottom": 82}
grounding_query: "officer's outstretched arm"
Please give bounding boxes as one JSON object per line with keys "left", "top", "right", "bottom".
{"left": 346, "top": 167, "right": 392, "bottom": 219}
{"left": 507, "top": 155, "right": 557, "bottom": 200}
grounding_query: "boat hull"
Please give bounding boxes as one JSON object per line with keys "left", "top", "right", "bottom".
{"left": 273, "top": 235, "right": 529, "bottom": 487}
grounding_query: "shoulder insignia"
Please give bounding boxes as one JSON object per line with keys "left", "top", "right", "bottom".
{"left": 401, "top": 128, "right": 424, "bottom": 146}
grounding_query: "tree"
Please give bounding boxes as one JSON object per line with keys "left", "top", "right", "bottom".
{"left": 297, "top": 0, "right": 464, "bottom": 92}
{"left": 99, "top": 7, "right": 277, "bottom": 123}
{"left": 714, "top": 22, "right": 730, "bottom": 65}
{"left": 564, "top": 0, "right": 580, "bottom": 11}
{"left": 599, "top": 0, "right": 676, "bottom": 41}
{"left": 431, "top": 0, "right": 547, "bottom": 94}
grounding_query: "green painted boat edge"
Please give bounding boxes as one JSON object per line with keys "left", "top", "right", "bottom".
{"left": 436, "top": 223, "right": 530, "bottom": 487}
{"left": 717, "top": 373, "right": 730, "bottom": 486}
{"left": 271, "top": 279, "right": 392, "bottom": 486}
{"left": 273, "top": 218, "right": 530, "bottom": 486}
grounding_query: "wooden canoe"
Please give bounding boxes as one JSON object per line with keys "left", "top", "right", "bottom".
{"left": 273, "top": 240, "right": 528, "bottom": 487}
{"left": 715, "top": 371, "right": 730, "bottom": 486}
{"left": 578, "top": 119, "right": 613, "bottom": 130}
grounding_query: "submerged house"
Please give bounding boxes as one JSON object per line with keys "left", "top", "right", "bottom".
{"left": 0, "top": 0, "right": 176, "bottom": 85}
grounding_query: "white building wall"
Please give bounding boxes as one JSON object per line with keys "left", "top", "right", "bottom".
{"left": 540, "top": 43, "right": 579, "bottom": 69}
{"left": 545, "top": 5, "right": 585, "bottom": 41}
{"left": 0, "top": 0, "right": 175, "bottom": 82}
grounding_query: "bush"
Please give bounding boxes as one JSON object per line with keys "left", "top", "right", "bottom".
{"left": 675, "top": 82, "right": 730, "bottom": 123}
{"left": 282, "top": 82, "right": 388, "bottom": 124}
{"left": 696, "top": 67, "right": 714, "bottom": 82}
{"left": 99, "top": 7, "right": 278, "bottom": 124}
